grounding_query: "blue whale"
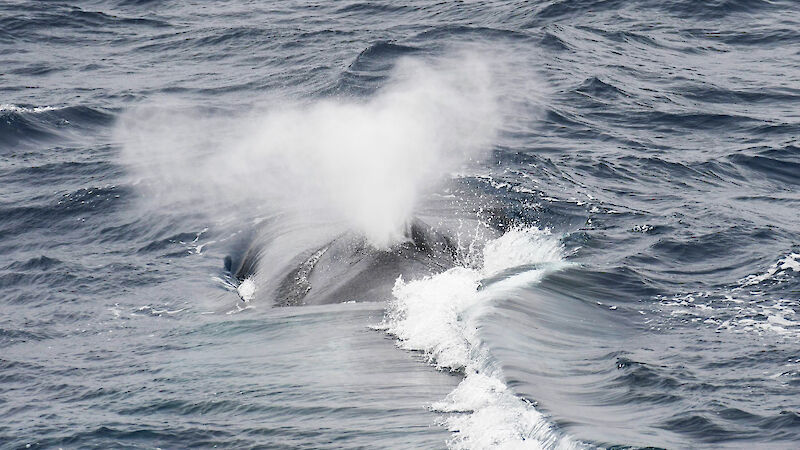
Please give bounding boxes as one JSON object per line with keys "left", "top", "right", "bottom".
{"left": 227, "top": 218, "right": 460, "bottom": 306}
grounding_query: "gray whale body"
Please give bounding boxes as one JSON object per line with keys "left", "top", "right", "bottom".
{"left": 230, "top": 218, "right": 459, "bottom": 306}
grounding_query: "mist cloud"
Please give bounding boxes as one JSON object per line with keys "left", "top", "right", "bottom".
{"left": 117, "top": 49, "right": 517, "bottom": 248}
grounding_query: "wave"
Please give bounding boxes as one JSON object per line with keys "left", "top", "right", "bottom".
{"left": 532, "top": 0, "right": 777, "bottom": 22}
{"left": 0, "top": 104, "right": 114, "bottom": 150}
{"left": 0, "top": 104, "right": 58, "bottom": 114}
{"left": 379, "top": 227, "right": 584, "bottom": 449}
{"left": 659, "top": 0, "right": 779, "bottom": 19}
{"left": 728, "top": 152, "right": 800, "bottom": 186}
{"left": 533, "top": 0, "right": 627, "bottom": 21}
{"left": 329, "top": 41, "right": 422, "bottom": 96}
{"left": 0, "top": 6, "right": 169, "bottom": 39}
{"left": 739, "top": 252, "right": 800, "bottom": 287}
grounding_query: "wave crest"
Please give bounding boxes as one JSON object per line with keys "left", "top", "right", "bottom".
{"left": 381, "top": 227, "right": 582, "bottom": 449}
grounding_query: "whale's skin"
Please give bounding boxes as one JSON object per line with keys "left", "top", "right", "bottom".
{"left": 229, "top": 218, "right": 459, "bottom": 306}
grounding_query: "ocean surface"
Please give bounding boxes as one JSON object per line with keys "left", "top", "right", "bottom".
{"left": 2, "top": 1, "right": 800, "bottom": 448}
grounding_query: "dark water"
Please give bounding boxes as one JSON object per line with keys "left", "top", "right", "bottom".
{"left": 2, "top": 1, "right": 800, "bottom": 449}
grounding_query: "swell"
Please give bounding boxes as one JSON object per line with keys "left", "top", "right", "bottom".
{"left": 328, "top": 41, "right": 422, "bottom": 96}
{"left": 531, "top": 0, "right": 778, "bottom": 21}
{"left": 0, "top": 6, "right": 170, "bottom": 44}
{"left": 480, "top": 263, "right": 800, "bottom": 448}
{"left": 0, "top": 105, "right": 114, "bottom": 150}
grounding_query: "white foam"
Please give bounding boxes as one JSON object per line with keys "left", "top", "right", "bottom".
{"left": 482, "top": 227, "right": 563, "bottom": 276}
{"left": 0, "top": 104, "right": 58, "bottom": 113}
{"left": 740, "top": 252, "right": 800, "bottom": 286}
{"left": 381, "top": 227, "right": 582, "bottom": 449}
{"left": 433, "top": 373, "right": 571, "bottom": 450}
{"left": 237, "top": 277, "right": 256, "bottom": 302}
{"left": 656, "top": 291, "right": 800, "bottom": 338}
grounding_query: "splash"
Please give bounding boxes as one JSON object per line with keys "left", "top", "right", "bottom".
{"left": 380, "top": 228, "right": 583, "bottom": 449}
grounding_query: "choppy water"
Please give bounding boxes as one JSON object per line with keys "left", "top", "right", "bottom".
{"left": 2, "top": 1, "right": 800, "bottom": 449}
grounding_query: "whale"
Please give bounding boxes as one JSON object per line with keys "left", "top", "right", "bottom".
{"left": 226, "top": 218, "right": 461, "bottom": 306}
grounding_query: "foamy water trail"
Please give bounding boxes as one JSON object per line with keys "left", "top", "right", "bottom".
{"left": 380, "top": 228, "right": 585, "bottom": 449}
